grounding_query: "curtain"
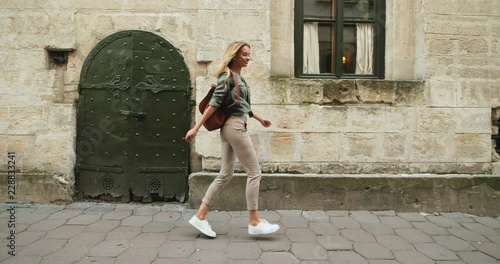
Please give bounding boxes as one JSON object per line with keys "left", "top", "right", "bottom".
{"left": 355, "top": 23, "right": 374, "bottom": 74}
{"left": 303, "top": 22, "right": 320, "bottom": 74}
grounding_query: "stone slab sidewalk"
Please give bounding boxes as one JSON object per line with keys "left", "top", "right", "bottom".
{"left": 0, "top": 202, "right": 499, "bottom": 264}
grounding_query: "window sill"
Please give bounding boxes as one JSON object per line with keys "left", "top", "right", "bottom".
{"left": 270, "top": 78, "right": 426, "bottom": 106}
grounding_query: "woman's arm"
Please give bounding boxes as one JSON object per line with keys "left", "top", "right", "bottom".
{"left": 185, "top": 105, "right": 217, "bottom": 142}
{"left": 252, "top": 112, "right": 272, "bottom": 128}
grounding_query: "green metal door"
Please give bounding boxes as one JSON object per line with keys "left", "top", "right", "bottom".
{"left": 76, "top": 30, "right": 191, "bottom": 202}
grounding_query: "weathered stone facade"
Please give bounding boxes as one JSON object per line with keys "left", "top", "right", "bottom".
{"left": 0, "top": 0, "right": 499, "bottom": 205}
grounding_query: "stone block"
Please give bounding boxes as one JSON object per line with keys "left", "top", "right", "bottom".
{"left": 48, "top": 104, "right": 75, "bottom": 132}
{"left": 385, "top": 107, "right": 416, "bottom": 132}
{"left": 424, "top": 36, "right": 456, "bottom": 55}
{"left": 356, "top": 80, "right": 395, "bottom": 104}
{"left": 252, "top": 79, "right": 287, "bottom": 104}
{"left": 381, "top": 133, "right": 409, "bottom": 162}
{"left": 455, "top": 108, "right": 491, "bottom": 133}
{"left": 287, "top": 79, "right": 324, "bottom": 105}
{"left": 428, "top": 79, "right": 457, "bottom": 107}
{"left": 424, "top": 57, "right": 455, "bottom": 78}
{"left": 411, "top": 133, "right": 453, "bottom": 162}
{"left": 340, "top": 133, "right": 378, "bottom": 162}
{"left": 454, "top": 134, "right": 491, "bottom": 162}
{"left": 302, "top": 106, "right": 348, "bottom": 132}
{"left": 301, "top": 133, "right": 340, "bottom": 162}
{"left": 269, "top": 133, "right": 300, "bottom": 161}
{"left": 424, "top": 16, "right": 489, "bottom": 36}
{"left": 321, "top": 80, "right": 359, "bottom": 105}
{"left": 394, "top": 81, "right": 427, "bottom": 106}
{"left": 457, "top": 80, "right": 493, "bottom": 107}
{"left": 348, "top": 107, "right": 387, "bottom": 132}
{"left": 416, "top": 107, "right": 455, "bottom": 133}
{"left": 457, "top": 36, "right": 489, "bottom": 55}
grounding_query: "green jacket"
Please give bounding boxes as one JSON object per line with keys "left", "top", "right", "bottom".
{"left": 209, "top": 71, "right": 252, "bottom": 117}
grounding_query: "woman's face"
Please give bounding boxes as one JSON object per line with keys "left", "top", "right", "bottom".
{"left": 233, "top": 45, "right": 251, "bottom": 68}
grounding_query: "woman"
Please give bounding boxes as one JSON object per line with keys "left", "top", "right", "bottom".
{"left": 185, "top": 41, "right": 279, "bottom": 238}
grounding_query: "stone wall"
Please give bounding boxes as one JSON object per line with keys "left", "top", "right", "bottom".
{"left": 0, "top": 0, "right": 499, "bottom": 203}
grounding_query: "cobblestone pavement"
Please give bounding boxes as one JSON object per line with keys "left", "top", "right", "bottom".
{"left": 0, "top": 202, "right": 499, "bottom": 264}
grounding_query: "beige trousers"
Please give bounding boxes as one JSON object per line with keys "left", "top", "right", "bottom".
{"left": 201, "top": 115, "right": 261, "bottom": 210}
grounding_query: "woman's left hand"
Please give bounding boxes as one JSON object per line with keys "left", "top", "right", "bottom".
{"left": 261, "top": 119, "right": 272, "bottom": 128}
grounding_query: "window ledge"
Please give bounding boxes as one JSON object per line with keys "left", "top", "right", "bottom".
{"left": 271, "top": 78, "right": 426, "bottom": 106}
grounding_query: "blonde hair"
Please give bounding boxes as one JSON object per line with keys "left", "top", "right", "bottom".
{"left": 214, "top": 41, "right": 250, "bottom": 88}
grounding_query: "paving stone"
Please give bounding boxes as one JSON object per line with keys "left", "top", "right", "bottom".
{"left": 115, "top": 247, "right": 158, "bottom": 264}
{"left": 350, "top": 211, "right": 380, "bottom": 223}
{"left": 18, "top": 238, "right": 67, "bottom": 257}
{"left": 87, "top": 240, "right": 129, "bottom": 257}
{"left": 375, "top": 235, "right": 414, "bottom": 251}
{"left": 1, "top": 256, "right": 42, "bottom": 264}
{"left": 486, "top": 235, "right": 500, "bottom": 244}
{"left": 353, "top": 242, "right": 394, "bottom": 259}
{"left": 327, "top": 251, "right": 367, "bottom": 264}
{"left": 302, "top": 211, "right": 330, "bottom": 222}
{"left": 434, "top": 261, "right": 466, "bottom": 264}
{"left": 121, "top": 215, "right": 152, "bottom": 227}
{"left": 27, "top": 218, "right": 67, "bottom": 231}
{"left": 114, "top": 204, "right": 141, "bottom": 211}
{"left": 167, "top": 226, "right": 201, "bottom": 241}
{"left": 393, "top": 250, "right": 434, "bottom": 264}
{"left": 309, "top": 222, "right": 339, "bottom": 235}
{"left": 65, "top": 202, "right": 96, "bottom": 210}
{"left": 276, "top": 210, "right": 302, "bottom": 217}
{"left": 130, "top": 232, "right": 167, "bottom": 248}
{"left": 133, "top": 205, "right": 161, "bottom": 216}
{"left": 331, "top": 216, "right": 361, "bottom": 229}
{"left": 228, "top": 216, "right": 249, "bottom": 227}
{"left": 189, "top": 249, "right": 228, "bottom": 263}
{"left": 372, "top": 211, "right": 396, "bottom": 216}
{"left": 280, "top": 216, "right": 309, "bottom": 228}
{"left": 285, "top": 228, "right": 317, "bottom": 242}
{"left": 341, "top": 229, "right": 376, "bottom": 242}
{"left": 161, "top": 203, "right": 187, "bottom": 212}
{"left": 426, "top": 216, "right": 461, "bottom": 228}
{"left": 16, "top": 231, "right": 46, "bottom": 246}
{"left": 158, "top": 240, "right": 195, "bottom": 258}
{"left": 412, "top": 221, "right": 449, "bottom": 235}
{"left": 143, "top": 221, "right": 174, "bottom": 233}
{"left": 456, "top": 251, "right": 498, "bottom": 264}
{"left": 84, "top": 204, "right": 115, "bottom": 215}
{"left": 325, "top": 210, "right": 349, "bottom": 217}
{"left": 225, "top": 260, "right": 258, "bottom": 264}
{"left": 85, "top": 220, "right": 120, "bottom": 233}
{"left": 226, "top": 241, "right": 261, "bottom": 260}
{"left": 379, "top": 216, "right": 413, "bottom": 228}
{"left": 461, "top": 222, "right": 500, "bottom": 236}
{"left": 369, "top": 260, "right": 399, "bottom": 264}
{"left": 209, "top": 222, "right": 232, "bottom": 235}
{"left": 152, "top": 258, "right": 189, "bottom": 264}
{"left": 432, "top": 235, "right": 475, "bottom": 251}
{"left": 361, "top": 222, "right": 395, "bottom": 235}
{"left": 414, "top": 242, "right": 459, "bottom": 261}
{"left": 441, "top": 213, "right": 476, "bottom": 223}
{"left": 67, "top": 214, "right": 101, "bottom": 225}
{"left": 46, "top": 225, "right": 86, "bottom": 239}
{"left": 77, "top": 257, "right": 116, "bottom": 264}
{"left": 299, "top": 261, "right": 331, "bottom": 264}
{"left": 260, "top": 252, "right": 299, "bottom": 264}
{"left": 472, "top": 216, "right": 500, "bottom": 229}
{"left": 195, "top": 236, "right": 230, "bottom": 251}
{"left": 106, "top": 226, "right": 142, "bottom": 240}
{"left": 471, "top": 241, "right": 500, "bottom": 260}
{"left": 395, "top": 228, "right": 433, "bottom": 243}
{"left": 206, "top": 211, "right": 232, "bottom": 223}
{"left": 48, "top": 210, "right": 83, "bottom": 220}
{"left": 153, "top": 212, "right": 181, "bottom": 222}
{"left": 447, "top": 227, "right": 489, "bottom": 242}
{"left": 290, "top": 242, "right": 328, "bottom": 260}
{"left": 102, "top": 210, "right": 132, "bottom": 220}
{"left": 397, "top": 213, "right": 428, "bottom": 222}
{"left": 16, "top": 213, "right": 49, "bottom": 225}
{"left": 257, "top": 210, "right": 281, "bottom": 221}
{"left": 65, "top": 232, "right": 107, "bottom": 251}
{"left": 40, "top": 249, "right": 85, "bottom": 264}
{"left": 317, "top": 235, "right": 352, "bottom": 250}
{"left": 256, "top": 235, "right": 291, "bottom": 252}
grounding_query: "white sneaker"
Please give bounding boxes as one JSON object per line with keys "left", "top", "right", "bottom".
{"left": 248, "top": 219, "right": 280, "bottom": 235}
{"left": 189, "top": 215, "right": 216, "bottom": 238}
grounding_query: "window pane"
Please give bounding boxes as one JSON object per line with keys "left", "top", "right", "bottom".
{"left": 318, "top": 23, "right": 335, "bottom": 73}
{"left": 343, "top": 23, "right": 374, "bottom": 74}
{"left": 304, "top": 0, "right": 335, "bottom": 19}
{"left": 344, "top": 0, "right": 374, "bottom": 20}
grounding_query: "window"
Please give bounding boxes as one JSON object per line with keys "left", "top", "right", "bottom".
{"left": 294, "top": 0, "right": 386, "bottom": 79}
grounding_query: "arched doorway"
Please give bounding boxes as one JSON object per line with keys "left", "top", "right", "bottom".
{"left": 75, "top": 30, "right": 191, "bottom": 202}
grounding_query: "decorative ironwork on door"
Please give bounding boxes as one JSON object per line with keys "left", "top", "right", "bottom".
{"left": 76, "top": 30, "right": 191, "bottom": 202}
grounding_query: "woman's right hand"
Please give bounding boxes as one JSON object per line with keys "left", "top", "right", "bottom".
{"left": 185, "top": 128, "right": 198, "bottom": 143}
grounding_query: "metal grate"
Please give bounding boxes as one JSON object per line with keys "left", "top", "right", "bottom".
{"left": 101, "top": 177, "right": 115, "bottom": 191}
{"left": 148, "top": 178, "right": 162, "bottom": 193}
